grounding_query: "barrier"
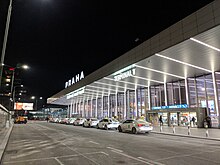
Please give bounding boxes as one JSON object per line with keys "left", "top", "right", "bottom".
{"left": 0, "top": 104, "right": 11, "bottom": 130}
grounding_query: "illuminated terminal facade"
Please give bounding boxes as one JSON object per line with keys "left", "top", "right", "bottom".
{"left": 48, "top": 0, "right": 220, "bottom": 128}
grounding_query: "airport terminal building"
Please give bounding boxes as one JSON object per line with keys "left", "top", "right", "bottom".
{"left": 47, "top": 1, "right": 220, "bottom": 128}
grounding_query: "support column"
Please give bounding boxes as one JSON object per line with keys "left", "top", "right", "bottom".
{"left": 148, "top": 85, "right": 151, "bottom": 110}
{"left": 124, "top": 90, "right": 127, "bottom": 120}
{"left": 185, "top": 78, "right": 190, "bottom": 106}
{"left": 115, "top": 93, "right": 118, "bottom": 117}
{"left": 135, "top": 87, "right": 138, "bottom": 119}
{"left": 91, "top": 98, "right": 93, "bottom": 118}
{"left": 108, "top": 94, "right": 110, "bottom": 118}
{"left": 164, "top": 82, "right": 168, "bottom": 106}
{"left": 95, "top": 97, "right": 98, "bottom": 118}
{"left": 212, "top": 72, "right": 219, "bottom": 117}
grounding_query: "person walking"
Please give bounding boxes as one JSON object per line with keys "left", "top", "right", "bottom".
{"left": 159, "top": 115, "right": 163, "bottom": 126}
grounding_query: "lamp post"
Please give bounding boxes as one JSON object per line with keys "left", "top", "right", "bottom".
{"left": 12, "top": 84, "right": 23, "bottom": 110}
{"left": 31, "top": 96, "right": 43, "bottom": 111}
{"left": 0, "top": 0, "right": 13, "bottom": 87}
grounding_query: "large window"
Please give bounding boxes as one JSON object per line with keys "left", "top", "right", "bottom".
{"left": 117, "top": 93, "right": 124, "bottom": 120}
{"left": 109, "top": 94, "right": 116, "bottom": 118}
{"left": 103, "top": 96, "right": 108, "bottom": 118}
{"left": 151, "top": 85, "right": 165, "bottom": 107}
{"left": 92, "top": 99, "right": 96, "bottom": 117}
{"left": 188, "top": 78, "right": 197, "bottom": 107}
{"left": 137, "top": 88, "right": 148, "bottom": 118}
{"left": 97, "top": 98, "right": 102, "bottom": 119}
{"left": 127, "top": 90, "right": 135, "bottom": 119}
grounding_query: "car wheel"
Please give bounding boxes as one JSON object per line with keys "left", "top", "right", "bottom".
{"left": 132, "top": 127, "right": 137, "bottom": 134}
{"left": 118, "top": 126, "right": 122, "bottom": 132}
{"left": 104, "top": 125, "right": 108, "bottom": 130}
{"left": 96, "top": 124, "right": 99, "bottom": 129}
{"left": 88, "top": 124, "right": 91, "bottom": 128}
{"left": 82, "top": 123, "right": 85, "bottom": 127}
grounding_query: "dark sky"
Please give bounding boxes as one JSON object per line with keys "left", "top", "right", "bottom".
{"left": 0, "top": 0, "right": 214, "bottom": 100}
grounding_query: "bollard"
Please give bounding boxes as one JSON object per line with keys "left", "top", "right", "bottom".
{"left": 205, "top": 125, "right": 209, "bottom": 137}
{"left": 188, "top": 125, "right": 191, "bottom": 135}
{"left": 172, "top": 125, "right": 175, "bottom": 134}
{"left": 160, "top": 125, "right": 163, "bottom": 132}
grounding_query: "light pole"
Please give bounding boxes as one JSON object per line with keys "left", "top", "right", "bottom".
{"left": 31, "top": 96, "right": 43, "bottom": 111}
{"left": 12, "top": 84, "right": 23, "bottom": 110}
{"left": 0, "top": 0, "right": 13, "bottom": 87}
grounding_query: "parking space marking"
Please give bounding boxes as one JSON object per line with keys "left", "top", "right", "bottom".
{"left": 107, "top": 147, "right": 123, "bottom": 153}
{"left": 89, "top": 141, "right": 100, "bottom": 145}
{"left": 54, "top": 157, "right": 64, "bottom": 165}
{"left": 3, "top": 152, "right": 109, "bottom": 164}
{"left": 137, "top": 157, "right": 165, "bottom": 165}
{"left": 110, "top": 150, "right": 164, "bottom": 165}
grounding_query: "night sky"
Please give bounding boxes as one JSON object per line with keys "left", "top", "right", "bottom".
{"left": 0, "top": 0, "right": 214, "bottom": 102}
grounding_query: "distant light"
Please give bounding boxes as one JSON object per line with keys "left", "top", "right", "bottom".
{"left": 20, "top": 85, "right": 24, "bottom": 87}
{"left": 6, "top": 84, "right": 9, "bottom": 86}
{"left": 22, "top": 65, "right": 29, "bottom": 69}
{"left": 31, "top": 96, "right": 35, "bottom": 99}
{"left": 39, "top": 97, "right": 43, "bottom": 99}
{"left": 19, "top": 93, "right": 22, "bottom": 95}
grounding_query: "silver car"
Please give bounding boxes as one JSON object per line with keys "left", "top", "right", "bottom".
{"left": 118, "top": 119, "right": 153, "bottom": 134}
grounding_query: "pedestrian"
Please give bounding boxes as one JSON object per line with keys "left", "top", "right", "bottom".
{"left": 159, "top": 115, "right": 163, "bottom": 126}
{"left": 191, "top": 116, "right": 196, "bottom": 126}
{"left": 46, "top": 117, "right": 49, "bottom": 123}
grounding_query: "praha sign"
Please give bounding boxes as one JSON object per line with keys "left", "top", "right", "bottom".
{"left": 114, "top": 68, "right": 136, "bottom": 81}
{"left": 65, "top": 71, "right": 84, "bottom": 88}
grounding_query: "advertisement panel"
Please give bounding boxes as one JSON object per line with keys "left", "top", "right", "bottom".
{"left": 14, "top": 103, "right": 34, "bottom": 110}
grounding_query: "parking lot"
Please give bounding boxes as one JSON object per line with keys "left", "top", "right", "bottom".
{"left": 2, "top": 121, "right": 220, "bottom": 165}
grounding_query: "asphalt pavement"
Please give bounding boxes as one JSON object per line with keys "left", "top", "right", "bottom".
{"left": 1, "top": 121, "right": 220, "bottom": 165}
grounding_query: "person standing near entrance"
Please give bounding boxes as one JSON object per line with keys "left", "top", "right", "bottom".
{"left": 159, "top": 115, "right": 163, "bottom": 126}
{"left": 191, "top": 116, "right": 196, "bottom": 126}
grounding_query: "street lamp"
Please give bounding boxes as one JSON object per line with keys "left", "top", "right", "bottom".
{"left": 12, "top": 84, "right": 23, "bottom": 110}
{"left": 7, "top": 64, "right": 29, "bottom": 100}
{"left": 0, "top": 0, "right": 13, "bottom": 87}
{"left": 31, "top": 96, "right": 43, "bottom": 110}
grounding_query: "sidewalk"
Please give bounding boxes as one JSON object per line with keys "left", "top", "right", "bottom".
{"left": 152, "top": 125, "right": 220, "bottom": 141}
{"left": 0, "top": 125, "right": 13, "bottom": 163}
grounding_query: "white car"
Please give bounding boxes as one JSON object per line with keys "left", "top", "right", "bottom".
{"left": 118, "top": 119, "right": 153, "bottom": 134}
{"left": 66, "top": 118, "right": 76, "bottom": 125}
{"left": 96, "top": 118, "right": 120, "bottom": 130}
{"left": 73, "top": 118, "right": 86, "bottom": 126}
{"left": 83, "top": 118, "right": 99, "bottom": 127}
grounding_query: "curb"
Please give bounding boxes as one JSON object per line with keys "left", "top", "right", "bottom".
{"left": 151, "top": 131, "right": 220, "bottom": 141}
{"left": 0, "top": 125, "right": 13, "bottom": 164}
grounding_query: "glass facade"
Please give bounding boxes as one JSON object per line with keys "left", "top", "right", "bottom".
{"left": 68, "top": 72, "right": 220, "bottom": 128}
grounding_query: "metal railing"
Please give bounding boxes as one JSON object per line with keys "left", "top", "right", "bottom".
{"left": 0, "top": 104, "right": 11, "bottom": 131}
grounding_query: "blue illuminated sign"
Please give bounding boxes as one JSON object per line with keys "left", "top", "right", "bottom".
{"left": 152, "top": 104, "right": 188, "bottom": 110}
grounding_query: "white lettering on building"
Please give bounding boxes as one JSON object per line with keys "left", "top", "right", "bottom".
{"left": 114, "top": 68, "right": 136, "bottom": 81}
{"left": 65, "top": 71, "right": 84, "bottom": 88}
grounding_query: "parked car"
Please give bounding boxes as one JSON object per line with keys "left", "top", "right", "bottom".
{"left": 66, "top": 118, "right": 77, "bottom": 125}
{"left": 83, "top": 118, "right": 99, "bottom": 127}
{"left": 118, "top": 119, "right": 153, "bottom": 134}
{"left": 96, "top": 118, "right": 120, "bottom": 130}
{"left": 60, "top": 118, "right": 69, "bottom": 124}
{"left": 73, "top": 118, "right": 86, "bottom": 126}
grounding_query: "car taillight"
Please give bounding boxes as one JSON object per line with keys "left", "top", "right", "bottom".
{"left": 137, "top": 124, "right": 144, "bottom": 127}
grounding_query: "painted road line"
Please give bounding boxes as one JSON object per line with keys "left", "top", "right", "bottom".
{"left": 138, "top": 157, "right": 165, "bottom": 165}
{"left": 89, "top": 141, "right": 100, "bottom": 145}
{"left": 55, "top": 157, "right": 64, "bottom": 165}
{"left": 111, "top": 150, "right": 164, "bottom": 165}
{"left": 107, "top": 147, "right": 123, "bottom": 153}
